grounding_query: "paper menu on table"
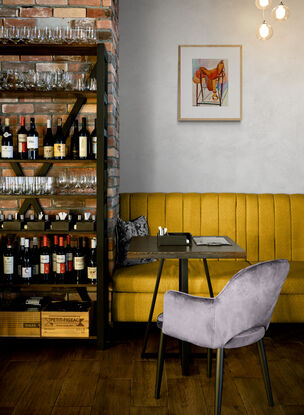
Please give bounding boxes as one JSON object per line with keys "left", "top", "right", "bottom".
{"left": 193, "top": 236, "right": 232, "bottom": 246}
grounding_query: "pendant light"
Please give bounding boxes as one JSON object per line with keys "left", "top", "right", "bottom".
{"left": 255, "top": 0, "right": 272, "bottom": 10}
{"left": 272, "top": 1, "right": 289, "bottom": 21}
{"left": 256, "top": 20, "right": 273, "bottom": 40}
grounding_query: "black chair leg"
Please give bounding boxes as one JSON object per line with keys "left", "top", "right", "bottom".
{"left": 155, "top": 331, "right": 166, "bottom": 399}
{"left": 215, "top": 348, "right": 224, "bottom": 415}
{"left": 257, "top": 338, "right": 274, "bottom": 406}
{"left": 207, "top": 348, "right": 212, "bottom": 378}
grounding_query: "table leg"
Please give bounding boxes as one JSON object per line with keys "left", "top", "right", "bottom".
{"left": 203, "top": 258, "right": 214, "bottom": 377}
{"left": 179, "top": 258, "right": 190, "bottom": 376}
{"left": 141, "top": 258, "right": 165, "bottom": 358}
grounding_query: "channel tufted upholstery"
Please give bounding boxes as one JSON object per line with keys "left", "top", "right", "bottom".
{"left": 111, "top": 193, "right": 304, "bottom": 322}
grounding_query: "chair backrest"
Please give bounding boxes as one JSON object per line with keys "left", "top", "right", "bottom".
{"left": 213, "top": 259, "right": 290, "bottom": 347}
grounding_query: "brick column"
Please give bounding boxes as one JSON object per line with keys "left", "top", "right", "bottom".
{"left": 0, "top": 0, "right": 120, "bottom": 274}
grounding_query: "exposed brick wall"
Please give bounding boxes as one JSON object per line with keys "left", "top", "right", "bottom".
{"left": 0, "top": 0, "right": 120, "bottom": 274}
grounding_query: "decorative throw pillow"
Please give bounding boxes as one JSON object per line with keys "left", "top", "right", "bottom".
{"left": 116, "top": 215, "right": 156, "bottom": 266}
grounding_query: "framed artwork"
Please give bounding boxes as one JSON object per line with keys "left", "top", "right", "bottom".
{"left": 178, "top": 45, "right": 242, "bottom": 121}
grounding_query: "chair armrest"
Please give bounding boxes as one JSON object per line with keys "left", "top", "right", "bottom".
{"left": 162, "top": 290, "right": 215, "bottom": 349}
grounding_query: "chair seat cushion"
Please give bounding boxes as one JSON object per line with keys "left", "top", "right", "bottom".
{"left": 224, "top": 326, "right": 266, "bottom": 348}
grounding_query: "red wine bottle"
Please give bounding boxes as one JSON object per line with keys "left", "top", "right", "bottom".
{"left": 40, "top": 235, "right": 51, "bottom": 283}
{"left": 53, "top": 118, "right": 66, "bottom": 160}
{"left": 22, "top": 238, "right": 32, "bottom": 284}
{"left": 73, "top": 237, "right": 85, "bottom": 283}
{"left": 17, "top": 116, "right": 28, "bottom": 160}
{"left": 65, "top": 235, "right": 73, "bottom": 282}
{"left": 70, "top": 120, "right": 79, "bottom": 160}
{"left": 3, "top": 237, "right": 14, "bottom": 283}
{"left": 43, "top": 119, "right": 54, "bottom": 159}
{"left": 56, "top": 236, "right": 66, "bottom": 283}
{"left": 27, "top": 117, "right": 39, "bottom": 160}
{"left": 79, "top": 117, "right": 90, "bottom": 160}
{"left": 2, "top": 118, "right": 14, "bottom": 159}
{"left": 31, "top": 237, "right": 40, "bottom": 283}
{"left": 52, "top": 235, "right": 58, "bottom": 280}
{"left": 87, "top": 237, "right": 97, "bottom": 284}
{"left": 91, "top": 118, "right": 97, "bottom": 160}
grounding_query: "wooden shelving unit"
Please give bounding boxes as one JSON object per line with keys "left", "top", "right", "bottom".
{"left": 0, "top": 43, "right": 109, "bottom": 349}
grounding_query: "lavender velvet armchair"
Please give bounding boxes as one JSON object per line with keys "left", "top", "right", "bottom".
{"left": 155, "top": 259, "right": 290, "bottom": 415}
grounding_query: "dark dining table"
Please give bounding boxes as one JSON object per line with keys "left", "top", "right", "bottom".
{"left": 128, "top": 235, "right": 246, "bottom": 375}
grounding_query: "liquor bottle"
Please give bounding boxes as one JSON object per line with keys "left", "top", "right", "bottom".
{"left": 17, "top": 116, "right": 28, "bottom": 160}
{"left": 79, "top": 117, "right": 90, "bottom": 160}
{"left": 27, "top": 117, "right": 39, "bottom": 160}
{"left": 3, "top": 238, "right": 14, "bottom": 283}
{"left": 73, "top": 237, "right": 85, "bottom": 284}
{"left": 1, "top": 118, "right": 14, "bottom": 159}
{"left": 65, "top": 235, "right": 73, "bottom": 282}
{"left": 22, "top": 238, "right": 32, "bottom": 283}
{"left": 43, "top": 119, "right": 54, "bottom": 159}
{"left": 56, "top": 236, "right": 66, "bottom": 283}
{"left": 52, "top": 235, "right": 58, "bottom": 279}
{"left": 53, "top": 118, "right": 66, "bottom": 160}
{"left": 31, "top": 237, "right": 40, "bottom": 282}
{"left": 0, "top": 118, "right": 3, "bottom": 157}
{"left": 40, "top": 235, "right": 51, "bottom": 283}
{"left": 87, "top": 237, "right": 97, "bottom": 284}
{"left": 91, "top": 118, "right": 97, "bottom": 160}
{"left": 17, "top": 237, "right": 25, "bottom": 281}
{"left": 70, "top": 119, "right": 79, "bottom": 160}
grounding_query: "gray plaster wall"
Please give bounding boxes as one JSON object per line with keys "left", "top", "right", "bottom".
{"left": 119, "top": 0, "right": 303, "bottom": 193}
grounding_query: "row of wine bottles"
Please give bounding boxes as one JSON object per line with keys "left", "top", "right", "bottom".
{"left": 2, "top": 235, "right": 97, "bottom": 285}
{"left": 0, "top": 116, "right": 98, "bottom": 160}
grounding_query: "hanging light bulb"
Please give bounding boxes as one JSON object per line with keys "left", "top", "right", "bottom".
{"left": 255, "top": 0, "right": 272, "bottom": 10}
{"left": 256, "top": 20, "right": 273, "bottom": 40}
{"left": 272, "top": 1, "right": 289, "bottom": 20}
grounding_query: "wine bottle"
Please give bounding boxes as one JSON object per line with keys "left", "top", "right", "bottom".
{"left": 43, "top": 119, "right": 54, "bottom": 159}
{"left": 17, "top": 237, "right": 25, "bottom": 281}
{"left": 53, "top": 118, "right": 66, "bottom": 160}
{"left": 31, "top": 237, "right": 40, "bottom": 282}
{"left": 79, "top": 117, "right": 90, "bottom": 160}
{"left": 70, "top": 119, "right": 79, "bottom": 160}
{"left": 56, "top": 236, "right": 66, "bottom": 283}
{"left": 40, "top": 235, "right": 51, "bottom": 283}
{"left": 17, "top": 116, "right": 28, "bottom": 160}
{"left": 91, "top": 118, "right": 97, "bottom": 160}
{"left": 27, "top": 117, "right": 39, "bottom": 160}
{"left": 22, "top": 238, "right": 32, "bottom": 283}
{"left": 87, "top": 237, "right": 97, "bottom": 284}
{"left": 3, "top": 237, "right": 14, "bottom": 283}
{"left": 65, "top": 235, "right": 73, "bottom": 282}
{"left": 1, "top": 118, "right": 14, "bottom": 159}
{"left": 73, "top": 237, "right": 85, "bottom": 284}
{"left": 52, "top": 235, "right": 58, "bottom": 279}
{"left": 0, "top": 118, "right": 3, "bottom": 158}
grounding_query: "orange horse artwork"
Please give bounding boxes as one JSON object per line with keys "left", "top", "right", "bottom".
{"left": 192, "top": 58, "right": 228, "bottom": 106}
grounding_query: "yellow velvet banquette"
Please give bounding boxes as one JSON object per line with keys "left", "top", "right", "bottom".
{"left": 112, "top": 193, "right": 304, "bottom": 323}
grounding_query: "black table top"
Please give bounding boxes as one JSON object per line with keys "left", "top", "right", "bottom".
{"left": 128, "top": 236, "right": 246, "bottom": 260}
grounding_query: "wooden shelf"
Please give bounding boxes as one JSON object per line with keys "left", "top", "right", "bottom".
{"left": 0, "top": 283, "right": 97, "bottom": 289}
{"left": 0, "top": 194, "right": 96, "bottom": 199}
{"left": 0, "top": 44, "right": 98, "bottom": 56}
{"left": 0, "top": 91, "right": 96, "bottom": 99}
{"left": 2, "top": 159, "right": 96, "bottom": 164}
{"left": 0, "top": 230, "right": 96, "bottom": 236}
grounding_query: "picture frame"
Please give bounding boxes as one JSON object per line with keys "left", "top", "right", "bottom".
{"left": 178, "top": 45, "right": 242, "bottom": 121}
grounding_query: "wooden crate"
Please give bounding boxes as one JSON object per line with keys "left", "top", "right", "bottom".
{"left": 41, "top": 305, "right": 91, "bottom": 338}
{"left": 0, "top": 310, "right": 41, "bottom": 337}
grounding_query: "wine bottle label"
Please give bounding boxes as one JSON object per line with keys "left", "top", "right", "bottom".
{"left": 74, "top": 256, "right": 85, "bottom": 270}
{"left": 79, "top": 136, "right": 87, "bottom": 158}
{"left": 44, "top": 146, "right": 54, "bottom": 158}
{"left": 54, "top": 143, "right": 66, "bottom": 158}
{"left": 27, "top": 136, "right": 38, "bottom": 149}
{"left": 18, "top": 264, "right": 22, "bottom": 276}
{"left": 32, "top": 264, "right": 39, "bottom": 276}
{"left": 66, "top": 253, "right": 73, "bottom": 272}
{"left": 0, "top": 135, "right": 2, "bottom": 152}
{"left": 22, "top": 267, "right": 32, "bottom": 279}
{"left": 87, "top": 267, "right": 97, "bottom": 280}
{"left": 3, "top": 256, "right": 14, "bottom": 274}
{"left": 52, "top": 253, "right": 57, "bottom": 271}
{"left": 40, "top": 254, "right": 50, "bottom": 274}
{"left": 1, "top": 145, "right": 13, "bottom": 158}
{"left": 18, "top": 134, "right": 27, "bottom": 153}
{"left": 56, "top": 255, "right": 66, "bottom": 274}
{"left": 92, "top": 136, "right": 97, "bottom": 157}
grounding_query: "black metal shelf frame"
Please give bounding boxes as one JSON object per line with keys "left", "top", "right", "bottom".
{"left": 0, "top": 43, "right": 108, "bottom": 349}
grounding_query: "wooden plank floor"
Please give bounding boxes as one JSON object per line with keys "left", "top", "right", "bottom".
{"left": 0, "top": 323, "right": 303, "bottom": 415}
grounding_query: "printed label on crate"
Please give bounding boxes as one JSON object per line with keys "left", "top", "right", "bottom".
{"left": 44, "top": 316, "right": 85, "bottom": 327}
{"left": 23, "top": 323, "right": 40, "bottom": 328}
